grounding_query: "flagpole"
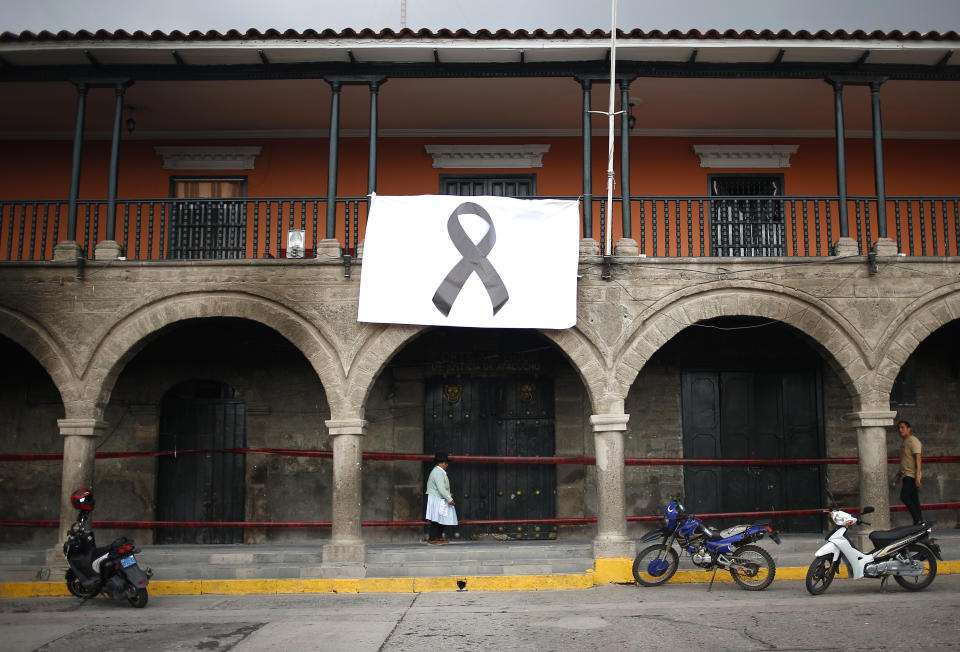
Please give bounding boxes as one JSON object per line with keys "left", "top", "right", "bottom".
{"left": 605, "top": 0, "right": 617, "bottom": 258}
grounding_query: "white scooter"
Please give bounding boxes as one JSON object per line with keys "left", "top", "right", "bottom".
{"left": 806, "top": 503, "right": 942, "bottom": 594}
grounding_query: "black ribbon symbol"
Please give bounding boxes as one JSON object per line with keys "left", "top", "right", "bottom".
{"left": 432, "top": 202, "right": 509, "bottom": 317}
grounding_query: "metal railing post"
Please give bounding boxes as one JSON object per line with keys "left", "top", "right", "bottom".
{"left": 870, "top": 79, "right": 889, "bottom": 240}
{"left": 619, "top": 78, "right": 632, "bottom": 240}
{"left": 367, "top": 80, "right": 382, "bottom": 196}
{"left": 104, "top": 81, "right": 132, "bottom": 248}
{"left": 827, "top": 79, "right": 850, "bottom": 240}
{"left": 66, "top": 82, "right": 88, "bottom": 244}
{"left": 324, "top": 80, "right": 341, "bottom": 241}
{"left": 580, "top": 78, "right": 593, "bottom": 239}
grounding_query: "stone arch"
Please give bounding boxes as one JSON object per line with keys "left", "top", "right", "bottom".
{"left": 81, "top": 291, "right": 344, "bottom": 420}
{"left": 615, "top": 282, "right": 873, "bottom": 409}
{"left": 0, "top": 306, "right": 79, "bottom": 415}
{"left": 342, "top": 323, "right": 424, "bottom": 416}
{"left": 538, "top": 328, "right": 608, "bottom": 412}
{"left": 873, "top": 284, "right": 960, "bottom": 401}
{"left": 344, "top": 323, "right": 609, "bottom": 418}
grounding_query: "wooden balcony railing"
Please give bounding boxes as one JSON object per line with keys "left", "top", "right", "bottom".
{"left": 1, "top": 196, "right": 958, "bottom": 263}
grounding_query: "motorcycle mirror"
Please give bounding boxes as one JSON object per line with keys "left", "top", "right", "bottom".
{"left": 861, "top": 506, "right": 875, "bottom": 515}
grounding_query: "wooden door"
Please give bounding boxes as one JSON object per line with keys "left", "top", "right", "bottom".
{"left": 682, "top": 370, "right": 823, "bottom": 531}
{"left": 424, "top": 375, "right": 556, "bottom": 540}
{"left": 156, "top": 380, "right": 246, "bottom": 544}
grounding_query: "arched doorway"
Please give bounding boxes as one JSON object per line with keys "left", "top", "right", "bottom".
{"left": 395, "top": 328, "right": 563, "bottom": 540}
{"left": 156, "top": 379, "right": 246, "bottom": 544}
{"left": 628, "top": 317, "right": 828, "bottom": 532}
{"left": 0, "top": 335, "right": 64, "bottom": 545}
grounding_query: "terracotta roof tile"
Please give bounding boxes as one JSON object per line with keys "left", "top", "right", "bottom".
{"left": 4, "top": 27, "right": 955, "bottom": 43}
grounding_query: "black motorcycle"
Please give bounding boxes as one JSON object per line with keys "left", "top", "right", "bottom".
{"left": 63, "top": 488, "right": 152, "bottom": 607}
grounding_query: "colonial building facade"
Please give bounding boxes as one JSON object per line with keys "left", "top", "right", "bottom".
{"left": 1, "top": 22, "right": 958, "bottom": 566}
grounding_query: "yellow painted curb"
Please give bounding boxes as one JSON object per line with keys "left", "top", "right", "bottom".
{"left": 1, "top": 562, "right": 955, "bottom": 597}
{"left": 0, "top": 582, "right": 70, "bottom": 598}
{"left": 938, "top": 560, "right": 960, "bottom": 573}
{"left": 591, "top": 557, "right": 634, "bottom": 584}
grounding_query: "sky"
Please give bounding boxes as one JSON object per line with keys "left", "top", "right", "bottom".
{"left": 1, "top": 0, "right": 959, "bottom": 34}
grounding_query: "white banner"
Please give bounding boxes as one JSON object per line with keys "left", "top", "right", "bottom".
{"left": 358, "top": 194, "right": 579, "bottom": 329}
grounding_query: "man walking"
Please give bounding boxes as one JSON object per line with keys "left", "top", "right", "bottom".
{"left": 893, "top": 420, "right": 923, "bottom": 524}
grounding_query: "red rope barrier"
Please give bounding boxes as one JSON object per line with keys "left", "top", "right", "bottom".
{"left": 2, "top": 448, "right": 959, "bottom": 466}
{"left": 3, "top": 503, "right": 958, "bottom": 530}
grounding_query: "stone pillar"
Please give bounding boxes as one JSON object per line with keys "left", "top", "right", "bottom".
{"left": 849, "top": 410, "right": 896, "bottom": 534}
{"left": 322, "top": 418, "right": 367, "bottom": 565}
{"left": 590, "top": 413, "right": 635, "bottom": 559}
{"left": 50, "top": 418, "right": 106, "bottom": 565}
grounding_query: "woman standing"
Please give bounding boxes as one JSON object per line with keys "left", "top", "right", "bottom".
{"left": 425, "top": 452, "right": 458, "bottom": 545}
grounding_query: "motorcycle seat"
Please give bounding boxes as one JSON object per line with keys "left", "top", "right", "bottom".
{"left": 699, "top": 524, "right": 720, "bottom": 540}
{"left": 868, "top": 523, "right": 925, "bottom": 547}
{"left": 716, "top": 525, "right": 749, "bottom": 540}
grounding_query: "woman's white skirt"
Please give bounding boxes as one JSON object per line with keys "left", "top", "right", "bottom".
{"left": 425, "top": 494, "right": 458, "bottom": 526}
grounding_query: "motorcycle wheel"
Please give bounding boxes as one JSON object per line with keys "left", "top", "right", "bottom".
{"left": 805, "top": 554, "right": 836, "bottom": 595}
{"left": 729, "top": 544, "right": 775, "bottom": 591}
{"left": 65, "top": 569, "right": 98, "bottom": 599}
{"left": 128, "top": 588, "right": 149, "bottom": 608}
{"left": 632, "top": 544, "right": 679, "bottom": 586}
{"left": 893, "top": 543, "right": 937, "bottom": 591}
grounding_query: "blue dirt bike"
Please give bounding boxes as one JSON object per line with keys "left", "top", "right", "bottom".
{"left": 633, "top": 498, "right": 781, "bottom": 590}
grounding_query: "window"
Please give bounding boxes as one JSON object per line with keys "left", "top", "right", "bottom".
{"left": 167, "top": 177, "right": 247, "bottom": 259}
{"left": 709, "top": 174, "right": 785, "bottom": 257}
{"left": 439, "top": 174, "right": 536, "bottom": 197}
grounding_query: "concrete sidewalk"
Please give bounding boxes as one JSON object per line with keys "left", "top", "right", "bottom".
{"left": 2, "top": 530, "right": 958, "bottom": 596}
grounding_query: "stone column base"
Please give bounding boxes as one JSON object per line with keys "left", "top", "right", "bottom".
{"left": 579, "top": 238, "right": 600, "bottom": 256}
{"left": 45, "top": 547, "right": 68, "bottom": 570}
{"left": 614, "top": 238, "right": 639, "bottom": 256}
{"left": 94, "top": 240, "right": 123, "bottom": 260}
{"left": 592, "top": 535, "right": 636, "bottom": 560}
{"left": 322, "top": 540, "right": 366, "bottom": 564}
{"left": 53, "top": 241, "right": 83, "bottom": 261}
{"left": 872, "top": 237, "right": 899, "bottom": 256}
{"left": 315, "top": 238, "right": 342, "bottom": 259}
{"left": 833, "top": 237, "right": 860, "bottom": 256}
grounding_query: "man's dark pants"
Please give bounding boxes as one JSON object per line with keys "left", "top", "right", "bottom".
{"left": 900, "top": 476, "right": 923, "bottom": 524}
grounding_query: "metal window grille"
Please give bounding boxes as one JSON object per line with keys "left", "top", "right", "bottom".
{"left": 440, "top": 175, "right": 536, "bottom": 197}
{"left": 167, "top": 178, "right": 247, "bottom": 260}
{"left": 167, "top": 199, "right": 247, "bottom": 260}
{"left": 710, "top": 175, "right": 785, "bottom": 257}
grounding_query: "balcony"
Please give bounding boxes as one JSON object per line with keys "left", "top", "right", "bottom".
{"left": 2, "top": 195, "right": 958, "bottom": 264}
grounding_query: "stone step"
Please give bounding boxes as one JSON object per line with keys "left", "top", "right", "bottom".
{"left": 2, "top": 532, "right": 955, "bottom": 583}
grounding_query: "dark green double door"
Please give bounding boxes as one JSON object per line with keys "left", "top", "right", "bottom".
{"left": 682, "top": 371, "right": 823, "bottom": 532}
{"left": 424, "top": 376, "right": 556, "bottom": 540}
{"left": 156, "top": 381, "right": 246, "bottom": 544}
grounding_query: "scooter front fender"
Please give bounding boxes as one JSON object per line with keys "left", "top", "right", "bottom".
{"left": 813, "top": 540, "right": 841, "bottom": 561}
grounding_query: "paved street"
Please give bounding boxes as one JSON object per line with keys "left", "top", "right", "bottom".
{"left": 2, "top": 576, "right": 959, "bottom": 651}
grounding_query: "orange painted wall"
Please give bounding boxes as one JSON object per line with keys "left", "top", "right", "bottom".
{"left": 2, "top": 135, "right": 958, "bottom": 200}
{"left": 1, "top": 135, "right": 959, "bottom": 257}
